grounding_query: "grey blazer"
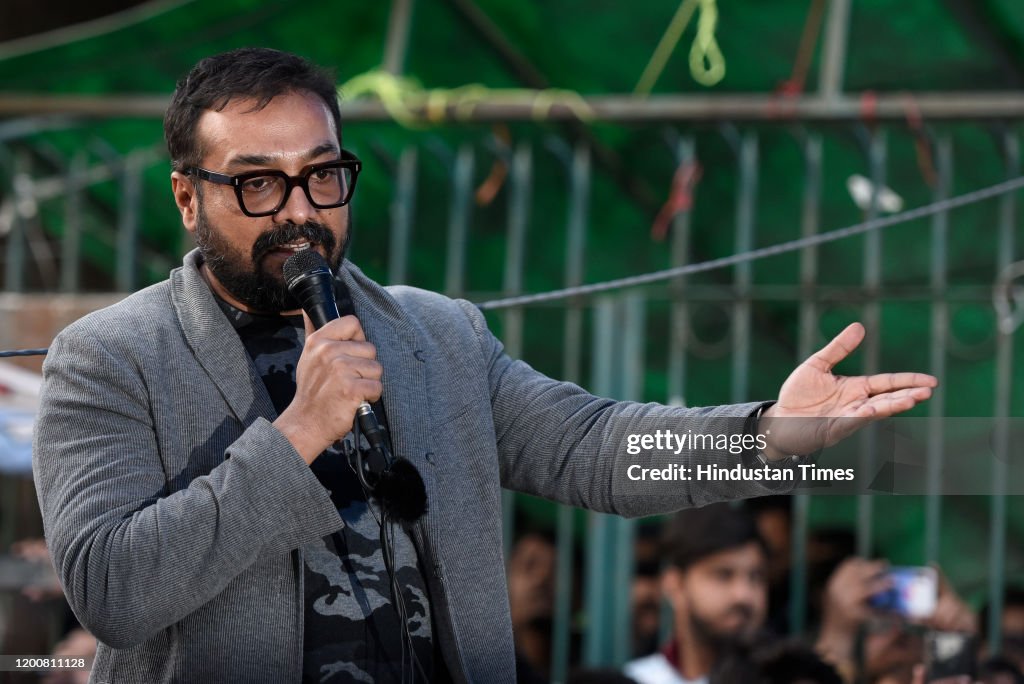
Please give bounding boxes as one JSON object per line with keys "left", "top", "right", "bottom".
{"left": 33, "top": 250, "right": 780, "bottom": 683}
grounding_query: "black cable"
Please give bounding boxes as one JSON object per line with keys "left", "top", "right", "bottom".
{"left": 353, "top": 419, "right": 429, "bottom": 683}
{"left": 0, "top": 348, "right": 48, "bottom": 358}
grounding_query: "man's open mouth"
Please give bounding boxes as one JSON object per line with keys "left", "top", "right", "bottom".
{"left": 276, "top": 241, "right": 313, "bottom": 252}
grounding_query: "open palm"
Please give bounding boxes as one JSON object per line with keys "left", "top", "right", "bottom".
{"left": 760, "top": 322, "right": 938, "bottom": 458}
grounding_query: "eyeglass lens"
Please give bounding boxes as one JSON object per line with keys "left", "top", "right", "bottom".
{"left": 239, "top": 164, "right": 353, "bottom": 214}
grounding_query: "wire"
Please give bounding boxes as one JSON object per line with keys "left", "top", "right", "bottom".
{"left": 477, "top": 173, "right": 1024, "bottom": 311}
{"left": 0, "top": 348, "right": 48, "bottom": 358}
{"left": 0, "top": 0, "right": 198, "bottom": 63}
{"left": 351, "top": 420, "right": 428, "bottom": 682}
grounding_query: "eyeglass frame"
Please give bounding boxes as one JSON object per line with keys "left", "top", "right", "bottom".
{"left": 184, "top": 149, "right": 362, "bottom": 218}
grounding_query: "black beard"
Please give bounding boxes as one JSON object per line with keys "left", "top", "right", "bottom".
{"left": 687, "top": 604, "right": 758, "bottom": 654}
{"left": 194, "top": 201, "right": 348, "bottom": 312}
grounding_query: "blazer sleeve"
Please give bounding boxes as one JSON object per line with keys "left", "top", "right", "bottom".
{"left": 454, "top": 300, "right": 791, "bottom": 517}
{"left": 32, "top": 327, "right": 342, "bottom": 649}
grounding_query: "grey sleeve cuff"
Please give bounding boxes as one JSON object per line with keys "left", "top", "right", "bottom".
{"left": 224, "top": 417, "right": 343, "bottom": 553}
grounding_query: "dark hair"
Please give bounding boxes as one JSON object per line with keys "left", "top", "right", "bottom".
{"left": 164, "top": 47, "right": 342, "bottom": 171}
{"left": 567, "top": 668, "right": 639, "bottom": 684}
{"left": 979, "top": 655, "right": 1024, "bottom": 684}
{"left": 980, "top": 585, "right": 1024, "bottom": 640}
{"left": 746, "top": 495, "right": 793, "bottom": 516}
{"left": 755, "top": 639, "right": 843, "bottom": 684}
{"left": 661, "top": 503, "right": 768, "bottom": 571}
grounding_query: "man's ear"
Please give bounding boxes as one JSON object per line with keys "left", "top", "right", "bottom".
{"left": 661, "top": 566, "right": 688, "bottom": 613}
{"left": 170, "top": 171, "right": 198, "bottom": 234}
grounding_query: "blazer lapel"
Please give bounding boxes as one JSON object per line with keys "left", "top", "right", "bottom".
{"left": 170, "top": 251, "right": 278, "bottom": 426}
{"left": 340, "top": 262, "right": 428, "bottom": 471}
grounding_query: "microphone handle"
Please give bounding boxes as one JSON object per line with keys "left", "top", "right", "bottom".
{"left": 314, "top": 278, "right": 389, "bottom": 459}
{"left": 290, "top": 269, "right": 388, "bottom": 457}
{"left": 355, "top": 403, "right": 387, "bottom": 453}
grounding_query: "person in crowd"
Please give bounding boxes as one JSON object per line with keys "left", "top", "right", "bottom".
{"left": 747, "top": 496, "right": 794, "bottom": 636}
{"left": 710, "top": 639, "right": 842, "bottom": 684}
{"left": 40, "top": 628, "right": 98, "bottom": 684}
{"left": 978, "top": 655, "right": 1024, "bottom": 684}
{"left": 508, "top": 529, "right": 558, "bottom": 680}
{"left": 624, "top": 504, "right": 770, "bottom": 684}
{"left": 981, "top": 587, "right": 1024, "bottom": 673}
{"left": 815, "top": 558, "right": 976, "bottom": 684}
{"left": 633, "top": 522, "right": 666, "bottom": 658}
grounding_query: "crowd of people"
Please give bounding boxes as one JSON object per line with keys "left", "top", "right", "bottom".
{"left": 2, "top": 496, "right": 1022, "bottom": 683}
{"left": 506, "top": 498, "right": 1024, "bottom": 684}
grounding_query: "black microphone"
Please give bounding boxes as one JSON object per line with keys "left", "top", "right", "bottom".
{"left": 282, "top": 249, "right": 339, "bottom": 328}
{"left": 283, "top": 249, "right": 426, "bottom": 522}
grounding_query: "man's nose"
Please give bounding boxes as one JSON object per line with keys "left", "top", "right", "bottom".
{"left": 272, "top": 184, "right": 313, "bottom": 225}
{"left": 731, "top": 579, "right": 760, "bottom": 603}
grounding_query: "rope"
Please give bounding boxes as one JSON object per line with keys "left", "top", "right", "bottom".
{"left": 477, "top": 174, "right": 1024, "bottom": 310}
{"left": 634, "top": 0, "right": 725, "bottom": 96}
{"left": 4, "top": 174, "right": 1023, "bottom": 358}
{"left": 776, "top": 0, "right": 826, "bottom": 96}
{"left": 651, "top": 160, "right": 702, "bottom": 241}
{"left": 689, "top": 0, "right": 725, "bottom": 87}
{"left": 902, "top": 94, "right": 938, "bottom": 188}
{"left": 338, "top": 71, "right": 594, "bottom": 129}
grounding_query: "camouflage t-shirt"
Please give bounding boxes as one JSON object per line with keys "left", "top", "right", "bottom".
{"left": 217, "top": 300, "right": 433, "bottom": 683}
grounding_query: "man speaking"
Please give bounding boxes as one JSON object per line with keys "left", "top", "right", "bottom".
{"left": 32, "top": 48, "right": 936, "bottom": 683}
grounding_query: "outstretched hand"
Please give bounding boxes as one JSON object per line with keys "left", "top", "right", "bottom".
{"left": 759, "top": 322, "right": 938, "bottom": 459}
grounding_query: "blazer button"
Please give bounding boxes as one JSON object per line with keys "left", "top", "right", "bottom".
{"left": 425, "top": 451, "right": 436, "bottom": 465}
{"left": 413, "top": 350, "right": 426, "bottom": 362}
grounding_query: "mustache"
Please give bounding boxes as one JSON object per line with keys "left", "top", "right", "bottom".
{"left": 251, "top": 222, "right": 337, "bottom": 262}
{"left": 723, "top": 605, "right": 755, "bottom": 621}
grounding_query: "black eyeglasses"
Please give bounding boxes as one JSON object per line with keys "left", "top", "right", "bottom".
{"left": 185, "top": 149, "right": 361, "bottom": 217}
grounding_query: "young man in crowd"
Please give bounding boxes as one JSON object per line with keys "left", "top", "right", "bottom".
{"left": 624, "top": 504, "right": 774, "bottom": 684}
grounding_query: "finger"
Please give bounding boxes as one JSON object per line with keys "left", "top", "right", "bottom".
{"left": 864, "top": 372, "right": 939, "bottom": 395}
{"left": 845, "top": 558, "right": 887, "bottom": 583}
{"left": 302, "top": 311, "right": 316, "bottom": 339}
{"left": 810, "top": 322, "right": 865, "bottom": 372}
{"left": 857, "top": 575, "right": 894, "bottom": 600}
{"left": 354, "top": 377, "right": 383, "bottom": 403}
{"left": 308, "top": 315, "right": 366, "bottom": 342}
{"left": 852, "top": 558, "right": 889, "bottom": 575}
{"left": 931, "top": 564, "right": 953, "bottom": 595}
{"left": 310, "top": 340, "right": 378, "bottom": 365}
{"left": 333, "top": 356, "right": 383, "bottom": 381}
{"left": 853, "top": 387, "right": 933, "bottom": 418}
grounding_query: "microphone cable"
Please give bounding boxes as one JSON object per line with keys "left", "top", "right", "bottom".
{"left": 350, "top": 419, "right": 430, "bottom": 684}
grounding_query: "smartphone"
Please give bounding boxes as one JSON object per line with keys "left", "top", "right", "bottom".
{"left": 924, "top": 631, "right": 977, "bottom": 682}
{"left": 867, "top": 565, "right": 938, "bottom": 619}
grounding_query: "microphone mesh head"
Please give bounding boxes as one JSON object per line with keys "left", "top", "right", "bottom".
{"left": 283, "top": 249, "right": 330, "bottom": 286}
